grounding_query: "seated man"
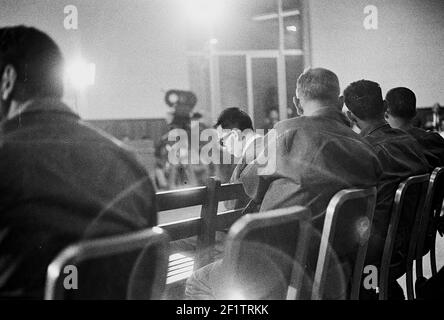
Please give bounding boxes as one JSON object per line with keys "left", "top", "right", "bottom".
{"left": 385, "top": 87, "right": 444, "bottom": 168}
{"left": 215, "top": 107, "right": 263, "bottom": 211}
{"left": 186, "top": 68, "right": 383, "bottom": 300}
{"left": 169, "top": 108, "right": 260, "bottom": 260}
{"left": 240, "top": 69, "right": 382, "bottom": 217}
{"left": 344, "top": 80, "right": 430, "bottom": 299}
{"left": 214, "top": 108, "right": 258, "bottom": 183}
{"left": 0, "top": 26, "right": 157, "bottom": 299}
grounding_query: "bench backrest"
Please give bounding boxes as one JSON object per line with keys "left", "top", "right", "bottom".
{"left": 158, "top": 177, "right": 249, "bottom": 269}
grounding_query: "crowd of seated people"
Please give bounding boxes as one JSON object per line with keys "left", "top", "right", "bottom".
{"left": 0, "top": 25, "right": 444, "bottom": 300}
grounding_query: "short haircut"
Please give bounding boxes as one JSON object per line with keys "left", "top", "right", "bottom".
{"left": 344, "top": 80, "right": 384, "bottom": 120}
{"left": 0, "top": 25, "right": 64, "bottom": 100}
{"left": 296, "top": 68, "right": 340, "bottom": 104}
{"left": 215, "top": 107, "right": 253, "bottom": 131}
{"left": 385, "top": 87, "right": 417, "bottom": 120}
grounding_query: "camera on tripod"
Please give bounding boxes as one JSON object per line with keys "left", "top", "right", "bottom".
{"left": 165, "top": 90, "right": 198, "bottom": 129}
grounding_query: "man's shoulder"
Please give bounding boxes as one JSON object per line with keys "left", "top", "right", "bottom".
{"left": 274, "top": 116, "right": 353, "bottom": 137}
{"left": 408, "top": 127, "right": 440, "bottom": 140}
{"left": 406, "top": 127, "right": 444, "bottom": 148}
{"left": 371, "top": 130, "right": 422, "bottom": 153}
{"left": 75, "top": 122, "right": 150, "bottom": 172}
{"left": 77, "top": 121, "right": 132, "bottom": 150}
{"left": 365, "top": 126, "right": 410, "bottom": 146}
{"left": 274, "top": 117, "right": 305, "bottom": 133}
{"left": 275, "top": 116, "right": 372, "bottom": 145}
{"left": 367, "top": 128, "right": 430, "bottom": 169}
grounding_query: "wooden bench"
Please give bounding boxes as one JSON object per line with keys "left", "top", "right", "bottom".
{"left": 157, "top": 177, "right": 249, "bottom": 297}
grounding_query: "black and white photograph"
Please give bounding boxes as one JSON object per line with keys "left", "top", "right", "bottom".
{"left": 0, "top": 0, "right": 444, "bottom": 307}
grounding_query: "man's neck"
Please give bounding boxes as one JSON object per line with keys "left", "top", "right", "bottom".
{"left": 302, "top": 100, "right": 339, "bottom": 116}
{"left": 388, "top": 116, "right": 410, "bottom": 130}
{"left": 399, "top": 121, "right": 414, "bottom": 131}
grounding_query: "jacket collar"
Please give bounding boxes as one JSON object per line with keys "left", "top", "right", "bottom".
{"left": 2, "top": 98, "right": 80, "bottom": 133}
{"left": 11, "top": 98, "right": 77, "bottom": 117}
{"left": 360, "top": 121, "right": 390, "bottom": 137}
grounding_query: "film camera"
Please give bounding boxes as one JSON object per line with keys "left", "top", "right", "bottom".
{"left": 165, "top": 90, "right": 198, "bottom": 129}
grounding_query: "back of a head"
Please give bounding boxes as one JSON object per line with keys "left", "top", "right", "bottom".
{"left": 385, "top": 87, "right": 417, "bottom": 120}
{"left": 215, "top": 107, "right": 254, "bottom": 131}
{"left": 0, "top": 25, "right": 64, "bottom": 100}
{"left": 296, "top": 68, "right": 340, "bottom": 104}
{"left": 344, "top": 80, "right": 385, "bottom": 121}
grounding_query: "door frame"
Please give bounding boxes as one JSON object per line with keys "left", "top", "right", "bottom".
{"left": 185, "top": 0, "right": 311, "bottom": 124}
{"left": 206, "top": 49, "right": 303, "bottom": 126}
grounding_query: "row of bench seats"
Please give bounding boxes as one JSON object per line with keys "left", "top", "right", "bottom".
{"left": 44, "top": 168, "right": 444, "bottom": 300}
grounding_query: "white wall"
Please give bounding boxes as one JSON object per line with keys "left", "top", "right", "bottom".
{"left": 0, "top": 0, "right": 190, "bottom": 119}
{"left": 308, "top": 0, "right": 444, "bottom": 108}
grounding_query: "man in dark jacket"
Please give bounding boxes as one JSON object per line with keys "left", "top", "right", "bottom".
{"left": 0, "top": 26, "right": 157, "bottom": 299}
{"left": 240, "top": 69, "right": 382, "bottom": 221}
{"left": 385, "top": 87, "right": 444, "bottom": 168}
{"left": 344, "top": 80, "right": 430, "bottom": 299}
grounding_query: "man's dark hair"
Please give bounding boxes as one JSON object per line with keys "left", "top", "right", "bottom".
{"left": 215, "top": 107, "right": 253, "bottom": 131}
{"left": 344, "top": 80, "right": 385, "bottom": 120}
{"left": 296, "top": 68, "right": 340, "bottom": 104}
{"left": 385, "top": 87, "right": 417, "bottom": 120}
{"left": 0, "top": 25, "right": 64, "bottom": 100}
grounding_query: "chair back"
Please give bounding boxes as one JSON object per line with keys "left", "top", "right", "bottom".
{"left": 311, "top": 187, "right": 377, "bottom": 300}
{"left": 45, "top": 227, "right": 169, "bottom": 300}
{"left": 379, "top": 174, "right": 429, "bottom": 300}
{"left": 222, "top": 206, "right": 312, "bottom": 300}
{"left": 416, "top": 168, "right": 444, "bottom": 282}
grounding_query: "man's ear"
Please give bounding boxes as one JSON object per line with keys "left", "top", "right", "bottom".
{"left": 1, "top": 65, "right": 17, "bottom": 101}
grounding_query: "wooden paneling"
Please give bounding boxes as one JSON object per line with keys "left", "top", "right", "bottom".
{"left": 86, "top": 118, "right": 169, "bottom": 143}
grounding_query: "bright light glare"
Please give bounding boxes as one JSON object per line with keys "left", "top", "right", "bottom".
{"left": 227, "top": 289, "right": 246, "bottom": 300}
{"left": 184, "top": 0, "right": 224, "bottom": 26}
{"left": 66, "top": 59, "right": 96, "bottom": 89}
{"left": 286, "top": 25, "right": 297, "bottom": 32}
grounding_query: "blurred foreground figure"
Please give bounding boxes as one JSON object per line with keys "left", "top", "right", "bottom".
{"left": 186, "top": 68, "right": 383, "bottom": 300}
{"left": 0, "top": 26, "right": 157, "bottom": 299}
{"left": 344, "top": 80, "right": 430, "bottom": 300}
{"left": 385, "top": 87, "right": 444, "bottom": 167}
